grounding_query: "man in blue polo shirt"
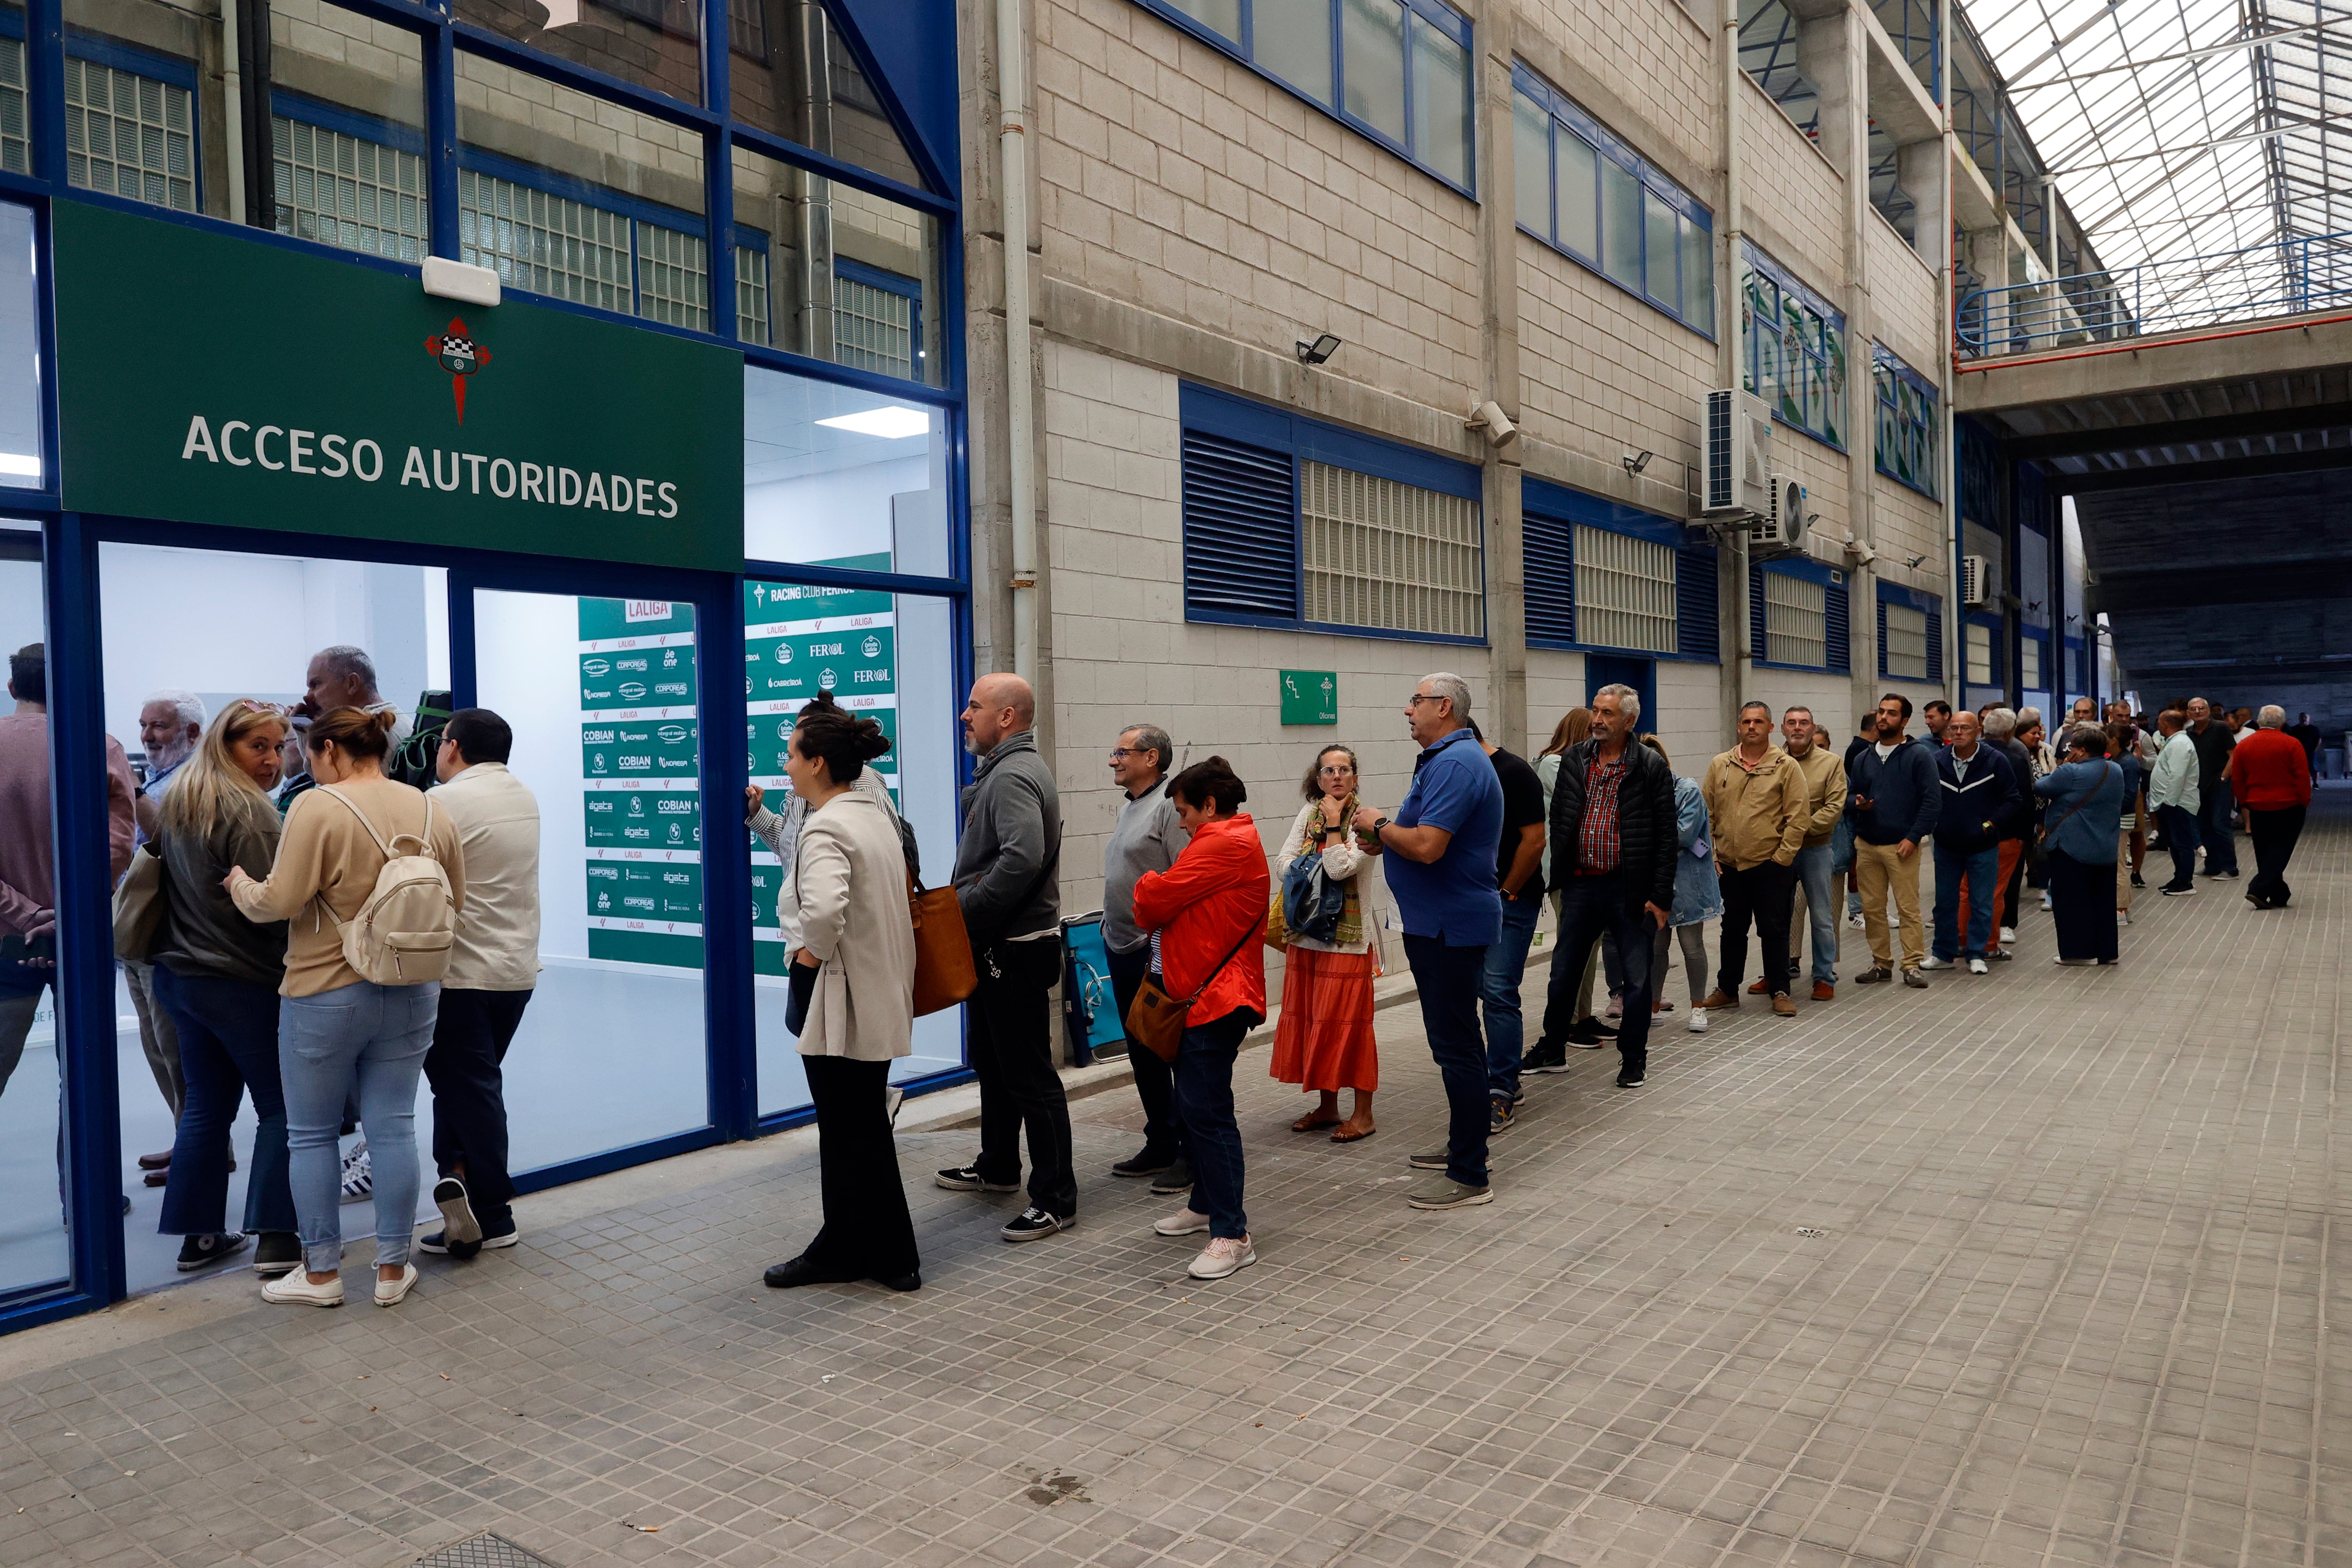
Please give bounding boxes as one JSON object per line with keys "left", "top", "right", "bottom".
{"left": 1353, "top": 671, "right": 1502, "bottom": 1212}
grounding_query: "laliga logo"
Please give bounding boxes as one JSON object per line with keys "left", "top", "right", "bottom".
{"left": 424, "top": 318, "right": 491, "bottom": 424}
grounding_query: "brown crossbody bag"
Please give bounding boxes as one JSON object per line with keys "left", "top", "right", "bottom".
{"left": 1123, "top": 915, "right": 1261, "bottom": 1065}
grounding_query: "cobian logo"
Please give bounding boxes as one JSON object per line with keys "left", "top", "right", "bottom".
{"left": 425, "top": 318, "right": 492, "bottom": 423}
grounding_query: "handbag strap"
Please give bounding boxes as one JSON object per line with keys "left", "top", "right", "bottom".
{"left": 2043, "top": 762, "right": 2120, "bottom": 839}
{"left": 1178, "top": 908, "right": 1261, "bottom": 1006}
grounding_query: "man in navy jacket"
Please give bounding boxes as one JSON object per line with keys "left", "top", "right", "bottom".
{"left": 1925, "top": 710, "right": 2020, "bottom": 972}
{"left": 1846, "top": 692, "right": 1940, "bottom": 985}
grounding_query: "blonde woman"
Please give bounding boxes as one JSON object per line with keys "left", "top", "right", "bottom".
{"left": 1527, "top": 709, "right": 1615, "bottom": 1063}
{"left": 151, "top": 700, "right": 300, "bottom": 1276}
{"left": 1268, "top": 745, "right": 1380, "bottom": 1142}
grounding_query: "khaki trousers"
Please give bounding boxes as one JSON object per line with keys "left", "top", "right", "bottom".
{"left": 122, "top": 957, "right": 185, "bottom": 1122}
{"left": 1853, "top": 840, "right": 1923, "bottom": 972}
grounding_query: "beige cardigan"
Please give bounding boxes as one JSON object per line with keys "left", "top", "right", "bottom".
{"left": 785, "top": 790, "right": 916, "bottom": 1061}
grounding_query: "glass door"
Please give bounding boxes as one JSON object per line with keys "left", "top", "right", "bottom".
{"left": 472, "top": 589, "right": 713, "bottom": 1171}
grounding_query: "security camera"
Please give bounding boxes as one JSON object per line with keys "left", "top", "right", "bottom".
{"left": 1466, "top": 400, "right": 1519, "bottom": 447}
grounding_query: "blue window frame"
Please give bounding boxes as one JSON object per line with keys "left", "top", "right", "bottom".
{"left": 1877, "top": 580, "right": 1943, "bottom": 683}
{"left": 1873, "top": 343, "right": 1939, "bottom": 499}
{"left": 1742, "top": 243, "right": 1846, "bottom": 449}
{"left": 1181, "top": 382, "right": 1486, "bottom": 644}
{"left": 1748, "top": 557, "right": 1848, "bottom": 672}
{"left": 1522, "top": 478, "right": 1719, "bottom": 662}
{"left": 1513, "top": 65, "right": 1714, "bottom": 336}
{"left": 1134, "top": 0, "right": 1475, "bottom": 196}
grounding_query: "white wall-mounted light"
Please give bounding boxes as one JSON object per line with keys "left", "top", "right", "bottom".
{"left": 817, "top": 405, "right": 933, "bottom": 439}
{"left": 422, "top": 256, "right": 501, "bottom": 308}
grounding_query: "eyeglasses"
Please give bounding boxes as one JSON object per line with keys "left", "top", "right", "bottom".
{"left": 1407, "top": 693, "right": 1443, "bottom": 707}
{"left": 1318, "top": 764, "right": 1355, "bottom": 775}
{"left": 1107, "top": 748, "right": 1133, "bottom": 760}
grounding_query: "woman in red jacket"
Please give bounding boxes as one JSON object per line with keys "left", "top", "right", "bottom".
{"left": 1132, "top": 756, "right": 1269, "bottom": 1281}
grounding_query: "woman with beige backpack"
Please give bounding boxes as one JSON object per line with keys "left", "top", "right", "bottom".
{"left": 228, "top": 705, "right": 465, "bottom": 1308}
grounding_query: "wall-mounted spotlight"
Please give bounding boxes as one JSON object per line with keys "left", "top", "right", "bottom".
{"left": 1296, "top": 333, "right": 1342, "bottom": 365}
{"left": 1623, "top": 450, "right": 1655, "bottom": 476}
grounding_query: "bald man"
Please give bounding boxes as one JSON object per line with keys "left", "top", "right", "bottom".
{"left": 936, "top": 674, "right": 1076, "bottom": 1242}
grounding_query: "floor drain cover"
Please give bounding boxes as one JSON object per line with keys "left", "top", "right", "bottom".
{"left": 416, "top": 1534, "right": 559, "bottom": 1568}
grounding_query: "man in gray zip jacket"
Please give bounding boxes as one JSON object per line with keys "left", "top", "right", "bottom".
{"left": 936, "top": 673, "right": 1076, "bottom": 1242}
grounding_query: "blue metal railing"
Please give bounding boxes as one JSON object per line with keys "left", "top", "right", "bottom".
{"left": 1956, "top": 230, "right": 2352, "bottom": 357}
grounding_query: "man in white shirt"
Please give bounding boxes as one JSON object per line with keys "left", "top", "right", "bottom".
{"left": 418, "top": 708, "right": 541, "bottom": 1258}
{"left": 2147, "top": 709, "right": 2202, "bottom": 896}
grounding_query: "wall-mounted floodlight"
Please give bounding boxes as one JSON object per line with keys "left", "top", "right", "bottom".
{"left": 1623, "top": 450, "right": 1654, "bottom": 476}
{"left": 1296, "top": 333, "right": 1342, "bottom": 365}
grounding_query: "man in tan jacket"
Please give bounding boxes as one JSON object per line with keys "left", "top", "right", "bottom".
{"left": 1699, "top": 702, "right": 1811, "bottom": 1017}
{"left": 1744, "top": 706, "right": 1847, "bottom": 1003}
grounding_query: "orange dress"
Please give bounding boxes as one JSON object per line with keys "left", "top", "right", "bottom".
{"left": 1268, "top": 802, "right": 1379, "bottom": 1093}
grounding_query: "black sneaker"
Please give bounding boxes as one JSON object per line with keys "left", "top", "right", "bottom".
{"left": 1520, "top": 1045, "right": 1572, "bottom": 1074}
{"left": 1488, "top": 1099, "right": 1515, "bottom": 1135}
{"left": 1853, "top": 966, "right": 1893, "bottom": 984}
{"left": 253, "top": 1231, "right": 301, "bottom": 1277}
{"left": 2130, "top": 871, "right": 2145, "bottom": 889}
{"left": 936, "top": 1166, "right": 1020, "bottom": 1193}
{"left": 1110, "top": 1147, "right": 1177, "bottom": 1178}
{"left": 175, "top": 1232, "right": 248, "bottom": 1272}
{"left": 1148, "top": 1157, "right": 1194, "bottom": 1195}
{"left": 1615, "top": 1069, "right": 1647, "bottom": 1088}
{"left": 1566, "top": 1018, "right": 1618, "bottom": 1044}
{"left": 477, "top": 1219, "right": 520, "bottom": 1250}
{"left": 417, "top": 1229, "right": 482, "bottom": 1261}
{"left": 433, "top": 1177, "right": 482, "bottom": 1248}
{"left": 1001, "top": 1207, "right": 1071, "bottom": 1242}
{"left": 2161, "top": 883, "right": 2198, "bottom": 896}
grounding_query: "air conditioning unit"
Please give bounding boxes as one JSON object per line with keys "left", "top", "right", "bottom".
{"left": 1960, "top": 553, "right": 1991, "bottom": 607}
{"left": 1749, "top": 474, "right": 1808, "bottom": 557}
{"left": 1698, "top": 388, "right": 1773, "bottom": 517}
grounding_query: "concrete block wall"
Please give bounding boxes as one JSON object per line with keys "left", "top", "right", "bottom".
{"left": 1867, "top": 212, "right": 1941, "bottom": 373}
{"left": 1516, "top": 235, "right": 1716, "bottom": 478}
{"left": 1739, "top": 80, "right": 1845, "bottom": 296}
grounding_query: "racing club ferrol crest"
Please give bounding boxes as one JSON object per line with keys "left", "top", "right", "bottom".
{"left": 424, "top": 318, "right": 492, "bottom": 423}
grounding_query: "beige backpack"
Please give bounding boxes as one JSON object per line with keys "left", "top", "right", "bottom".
{"left": 311, "top": 786, "right": 456, "bottom": 984}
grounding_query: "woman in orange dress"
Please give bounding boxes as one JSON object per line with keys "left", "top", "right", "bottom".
{"left": 1269, "top": 745, "right": 1381, "bottom": 1141}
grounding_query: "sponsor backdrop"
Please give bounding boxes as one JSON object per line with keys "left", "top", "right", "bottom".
{"left": 579, "top": 597, "right": 704, "bottom": 968}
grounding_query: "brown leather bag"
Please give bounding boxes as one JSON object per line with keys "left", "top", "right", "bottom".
{"left": 908, "top": 872, "right": 978, "bottom": 1016}
{"left": 1123, "top": 916, "right": 1261, "bottom": 1064}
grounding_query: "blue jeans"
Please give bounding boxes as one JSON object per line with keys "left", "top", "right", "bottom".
{"left": 1791, "top": 843, "right": 1837, "bottom": 986}
{"left": 2198, "top": 781, "right": 2239, "bottom": 874}
{"left": 1173, "top": 1009, "right": 1252, "bottom": 1239}
{"left": 1555, "top": 874, "right": 1656, "bottom": 1079}
{"left": 1480, "top": 893, "right": 1542, "bottom": 1103}
{"left": 2157, "top": 803, "right": 2201, "bottom": 889}
{"left": 153, "top": 967, "right": 296, "bottom": 1238}
{"left": 1403, "top": 934, "right": 1490, "bottom": 1188}
{"left": 279, "top": 980, "right": 439, "bottom": 1273}
{"left": 1931, "top": 843, "right": 2000, "bottom": 960}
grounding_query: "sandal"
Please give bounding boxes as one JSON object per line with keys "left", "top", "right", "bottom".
{"left": 1329, "top": 1123, "right": 1375, "bottom": 1143}
{"left": 1291, "top": 1113, "right": 1342, "bottom": 1133}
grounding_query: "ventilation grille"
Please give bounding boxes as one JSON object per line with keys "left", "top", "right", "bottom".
{"left": 1182, "top": 430, "right": 1297, "bottom": 620}
{"left": 1676, "top": 540, "right": 1718, "bottom": 662}
{"left": 1524, "top": 507, "right": 1573, "bottom": 644}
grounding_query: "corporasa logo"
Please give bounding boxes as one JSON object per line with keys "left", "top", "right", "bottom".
{"left": 424, "top": 318, "right": 492, "bottom": 423}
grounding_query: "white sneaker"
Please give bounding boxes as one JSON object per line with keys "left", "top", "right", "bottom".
{"left": 1686, "top": 1009, "right": 1709, "bottom": 1034}
{"left": 1917, "top": 956, "right": 1950, "bottom": 971}
{"left": 374, "top": 1263, "right": 418, "bottom": 1307}
{"left": 1967, "top": 958, "right": 1989, "bottom": 975}
{"left": 1186, "top": 1236, "right": 1256, "bottom": 1280}
{"left": 2041, "top": 893, "right": 2054, "bottom": 911}
{"left": 1603, "top": 996, "right": 1623, "bottom": 1020}
{"left": 1848, "top": 913, "right": 1865, "bottom": 929}
{"left": 1152, "top": 1207, "right": 1212, "bottom": 1237}
{"left": 2118, "top": 911, "right": 2132, "bottom": 926}
{"left": 1999, "top": 926, "right": 2018, "bottom": 944}
{"left": 261, "top": 1268, "right": 343, "bottom": 1307}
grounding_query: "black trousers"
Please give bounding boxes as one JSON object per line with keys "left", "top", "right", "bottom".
{"left": 797, "top": 1054, "right": 919, "bottom": 1281}
{"left": 1107, "top": 942, "right": 1181, "bottom": 1159}
{"left": 425, "top": 988, "right": 532, "bottom": 1229}
{"left": 969, "top": 936, "right": 1077, "bottom": 1217}
{"left": 1716, "top": 860, "right": 1798, "bottom": 998}
{"left": 2249, "top": 805, "right": 2307, "bottom": 907}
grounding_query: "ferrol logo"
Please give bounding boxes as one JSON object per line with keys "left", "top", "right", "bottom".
{"left": 424, "top": 318, "right": 491, "bottom": 423}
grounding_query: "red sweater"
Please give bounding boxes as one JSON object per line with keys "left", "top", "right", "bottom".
{"left": 1132, "top": 813, "right": 1268, "bottom": 1027}
{"left": 2227, "top": 727, "right": 2313, "bottom": 811}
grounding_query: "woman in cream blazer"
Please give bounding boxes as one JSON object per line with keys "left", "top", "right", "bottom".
{"left": 757, "top": 695, "right": 921, "bottom": 1293}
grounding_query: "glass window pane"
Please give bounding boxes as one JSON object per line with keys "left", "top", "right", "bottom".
{"left": 98, "top": 542, "right": 453, "bottom": 1296}
{"left": 1557, "top": 128, "right": 1597, "bottom": 258}
{"left": 1408, "top": 13, "right": 1469, "bottom": 187}
{"left": 747, "top": 585, "right": 960, "bottom": 1116}
{"left": 729, "top": 3, "right": 925, "bottom": 191}
{"left": 1339, "top": 0, "right": 1405, "bottom": 145}
{"left": 735, "top": 146, "right": 939, "bottom": 382}
{"left": 64, "top": 0, "right": 215, "bottom": 216}
{"left": 0, "top": 7, "right": 31, "bottom": 175}
{"left": 1643, "top": 186, "right": 1678, "bottom": 312}
{"left": 454, "top": 0, "right": 702, "bottom": 106}
{"left": 1255, "top": 0, "right": 1332, "bottom": 103}
{"left": 1165, "top": 0, "right": 1240, "bottom": 43}
{"left": 1601, "top": 155, "right": 1640, "bottom": 286}
{"left": 1512, "top": 90, "right": 1547, "bottom": 238}
{"left": 1679, "top": 211, "right": 1712, "bottom": 328}
{"left": 745, "top": 362, "right": 950, "bottom": 575}
{"left": 457, "top": 51, "right": 707, "bottom": 325}
{"left": 269, "top": 0, "right": 429, "bottom": 263}
{"left": 0, "top": 204, "right": 39, "bottom": 490}
{"left": 0, "top": 523, "right": 68, "bottom": 1298}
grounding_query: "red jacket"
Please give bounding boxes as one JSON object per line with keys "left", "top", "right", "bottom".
{"left": 1132, "top": 813, "right": 1269, "bottom": 1027}
{"left": 2227, "top": 727, "right": 2313, "bottom": 811}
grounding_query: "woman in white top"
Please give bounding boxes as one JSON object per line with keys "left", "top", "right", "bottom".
{"left": 1268, "top": 746, "right": 1383, "bottom": 1142}
{"left": 753, "top": 695, "right": 921, "bottom": 1293}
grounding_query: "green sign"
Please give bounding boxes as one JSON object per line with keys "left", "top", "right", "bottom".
{"left": 1280, "top": 669, "right": 1339, "bottom": 725}
{"left": 52, "top": 200, "right": 743, "bottom": 571}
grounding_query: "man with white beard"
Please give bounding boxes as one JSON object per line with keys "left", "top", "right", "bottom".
{"left": 128, "top": 690, "right": 207, "bottom": 1183}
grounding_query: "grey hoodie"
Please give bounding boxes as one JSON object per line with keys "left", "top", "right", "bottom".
{"left": 954, "top": 729, "right": 1063, "bottom": 942}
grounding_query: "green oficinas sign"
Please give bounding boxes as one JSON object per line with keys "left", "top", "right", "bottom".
{"left": 53, "top": 200, "right": 744, "bottom": 572}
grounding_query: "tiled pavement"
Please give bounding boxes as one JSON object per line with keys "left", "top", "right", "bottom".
{"left": 3, "top": 799, "right": 2347, "bottom": 1568}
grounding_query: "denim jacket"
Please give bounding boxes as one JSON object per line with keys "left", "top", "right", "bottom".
{"left": 1668, "top": 775, "right": 1723, "bottom": 928}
